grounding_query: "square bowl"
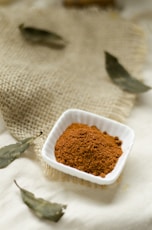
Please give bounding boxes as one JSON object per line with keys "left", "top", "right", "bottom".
{"left": 42, "top": 109, "right": 135, "bottom": 185}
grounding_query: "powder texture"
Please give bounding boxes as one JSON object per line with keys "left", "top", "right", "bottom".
{"left": 55, "top": 123, "right": 122, "bottom": 177}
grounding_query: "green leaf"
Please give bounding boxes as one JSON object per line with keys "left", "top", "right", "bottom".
{"left": 105, "top": 51, "right": 151, "bottom": 94}
{"left": 19, "top": 24, "right": 67, "bottom": 49}
{"left": 0, "top": 132, "right": 42, "bottom": 169}
{"left": 14, "top": 180, "right": 67, "bottom": 222}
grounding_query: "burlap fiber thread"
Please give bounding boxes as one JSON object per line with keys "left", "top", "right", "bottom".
{"left": 0, "top": 1, "right": 146, "bottom": 185}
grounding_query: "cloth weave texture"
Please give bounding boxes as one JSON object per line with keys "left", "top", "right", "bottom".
{"left": 0, "top": 1, "right": 146, "bottom": 183}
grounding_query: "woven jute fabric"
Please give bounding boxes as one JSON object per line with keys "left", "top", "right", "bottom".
{"left": 0, "top": 1, "right": 146, "bottom": 184}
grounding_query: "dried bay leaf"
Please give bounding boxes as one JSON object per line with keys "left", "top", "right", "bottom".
{"left": 14, "top": 180, "right": 67, "bottom": 222}
{"left": 0, "top": 132, "right": 42, "bottom": 169}
{"left": 19, "top": 24, "right": 67, "bottom": 49}
{"left": 105, "top": 51, "right": 151, "bottom": 94}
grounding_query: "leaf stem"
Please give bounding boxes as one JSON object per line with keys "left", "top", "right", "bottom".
{"left": 14, "top": 179, "right": 21, "bottom": 189}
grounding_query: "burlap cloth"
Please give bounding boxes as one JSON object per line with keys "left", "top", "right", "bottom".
{"left": 0, "top": 1, "right": 146, "bottom": 185}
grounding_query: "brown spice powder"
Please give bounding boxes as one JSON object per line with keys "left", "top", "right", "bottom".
{"left": 55, "top": 123, "right": 122, "bottom": 177}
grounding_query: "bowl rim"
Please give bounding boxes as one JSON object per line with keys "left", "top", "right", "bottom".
{"left": 42, "top": 108, "right": 135, "bottom": 185}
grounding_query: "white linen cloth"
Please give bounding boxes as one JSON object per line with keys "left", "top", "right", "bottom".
{"left": 0, "top": 1, "right": 152, "bottom": 229}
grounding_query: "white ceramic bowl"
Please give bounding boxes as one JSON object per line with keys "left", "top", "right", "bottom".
{"left": 42, "top": 109, "right": 135, "bottom": 185}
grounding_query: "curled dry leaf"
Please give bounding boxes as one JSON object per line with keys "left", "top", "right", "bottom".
{"left": 0, "top": 132, "right": 42, "bottom": 169}
{"left": 105, "top": 51, "right": 151, "bottom": 94}
{"left": 19, "top": 24, "right": 67, "bottom": 49}
{"left": 14, "top": 180, "right": 67, "bottom": 222}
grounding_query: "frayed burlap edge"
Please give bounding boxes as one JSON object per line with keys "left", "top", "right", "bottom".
{"left": 0, "top": 5, "right": 147, "bottom": 188}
